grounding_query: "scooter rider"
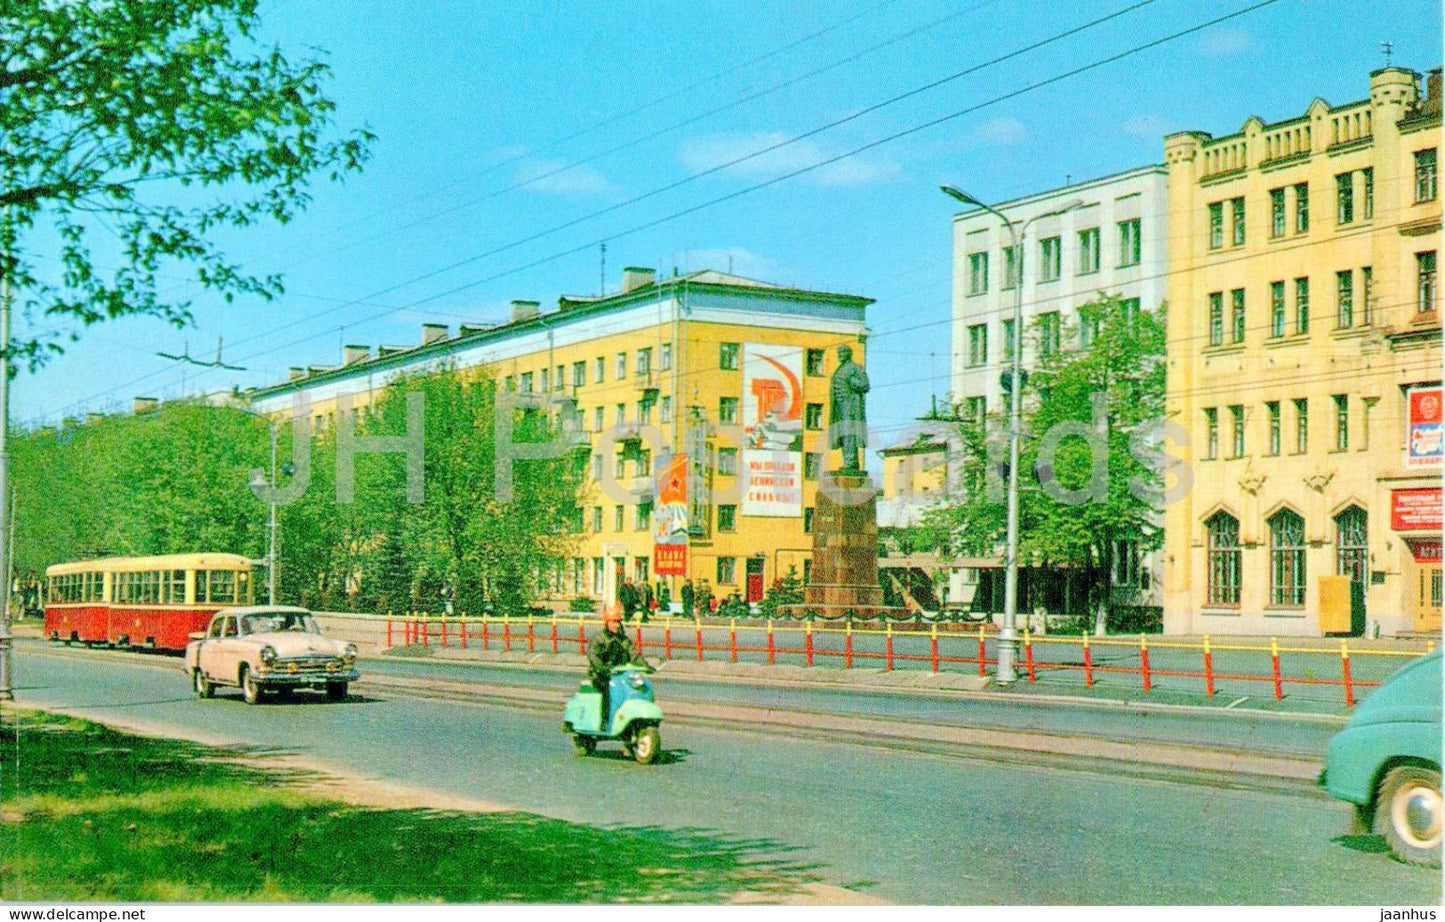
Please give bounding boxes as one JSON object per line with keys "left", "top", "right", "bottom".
{"left": 587, "top": 602, "right": 641, "bottom": 725}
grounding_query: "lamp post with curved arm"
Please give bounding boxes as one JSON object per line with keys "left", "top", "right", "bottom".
{"left": 941, "top": 186, "right": 1083, "bottom": 684}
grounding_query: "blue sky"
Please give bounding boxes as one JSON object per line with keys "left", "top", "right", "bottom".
{"left": 18, "top": 0, "right": 1442, "bottom": 460}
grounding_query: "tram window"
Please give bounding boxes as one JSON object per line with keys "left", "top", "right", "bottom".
{"left": 237, "top": 571, "right": 252, "bottom": 604}
{"left": 168, "top": 570, "right": 186, "bottom": 604}
{"left": 205, "top": 570, "right": 237, "bottom": 604}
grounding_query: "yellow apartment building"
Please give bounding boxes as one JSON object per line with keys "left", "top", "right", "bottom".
{"left": 247, "top": 267, "right": 873, "bottom": 608}
{"left": 1163, "top": 66, "right": 1441, "bottom": 637}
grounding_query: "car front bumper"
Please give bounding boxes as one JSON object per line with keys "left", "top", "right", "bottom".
{"left": 254, "top": 667, "right": 360, "bottom": 687}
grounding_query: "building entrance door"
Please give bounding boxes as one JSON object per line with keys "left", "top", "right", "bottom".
{"left": 745, "top": 558, "right": 765, "bottom": 603}
{"left": 1407, "top": 539, "right": 1442, "bottom": 633}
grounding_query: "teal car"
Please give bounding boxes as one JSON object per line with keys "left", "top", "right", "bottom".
{"left": 1323, "top": 650, "right": 1441, "bottom": 868}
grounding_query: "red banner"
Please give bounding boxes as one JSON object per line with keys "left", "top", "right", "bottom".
{"left": 653, "top": 453, "right": 689, "bottom": 576}
{"left": 1391, "top": 487, "right": 1443, "bottom": 532}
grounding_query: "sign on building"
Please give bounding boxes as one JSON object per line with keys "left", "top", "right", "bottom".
{"left": 741, "top": 344, "right": 803, "bottom": 517}
{"left": 1391, "top": 486, "right": 1443, "bottom": 532}
{"left": 653, "top": 452, "right": 689, "bottom": 575}
{"left": 1406, "top": 385, "right": 1443, "bottom": 468}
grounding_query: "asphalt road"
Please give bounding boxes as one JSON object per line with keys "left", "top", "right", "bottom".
{"left": 8, "top": 643, "right": 1440, "bottom": 905}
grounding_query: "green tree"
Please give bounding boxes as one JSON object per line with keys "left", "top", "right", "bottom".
{"left": 0, "top": 0, "right": 372, "bottom": 363}
{"left": 924, "top": 296, "right": 1166, "bottom": 635}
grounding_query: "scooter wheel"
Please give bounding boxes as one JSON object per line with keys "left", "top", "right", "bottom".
{"left": 572, "top": 735, "right": 596, "bottom": 756}
{"left": 632, "top": 726, "right": 661, "bottom": 765}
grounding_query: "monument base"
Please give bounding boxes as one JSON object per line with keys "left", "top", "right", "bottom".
{"left": 796, "top": 470, "right": 899, "bottom": 618}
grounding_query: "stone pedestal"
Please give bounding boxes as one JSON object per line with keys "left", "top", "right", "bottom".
{"left": 803, "top": 471, "right": 884, "bottom": 613}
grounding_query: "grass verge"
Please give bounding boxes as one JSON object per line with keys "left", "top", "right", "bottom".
{"left": 0, "top": 709, "right": 820, "bottom": 903}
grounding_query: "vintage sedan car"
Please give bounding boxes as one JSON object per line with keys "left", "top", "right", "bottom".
{"left": 1322, "top": 649, "right": 1441, "bottom": 868}
{"left": 185, "top": 605, "right": 359, "bottom": 704}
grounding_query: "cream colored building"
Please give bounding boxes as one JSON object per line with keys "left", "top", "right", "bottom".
{"left": 1163, "top": 67, "right": 1441, "bottom": 637}
{"left": 247, "top": 267, "right": 872, "bottom": 608}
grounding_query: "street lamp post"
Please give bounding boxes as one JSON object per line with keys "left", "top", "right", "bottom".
{"left": 246, "top": 416, "right": 281, "bottom": 607}
{"left": 941, "top": 186, "right": 1082, "bottom": 684}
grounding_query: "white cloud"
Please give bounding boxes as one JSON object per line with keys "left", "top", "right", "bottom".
{"left": 978, "top": 117, "right": 1027, "bottom": 146}
{"left": 678, "top": 132, "right": 900, "bottom": 187}
{"left": 1121, "top": 114, "right": 1170, "bottom": 139}
{"left": 1197, "top": 26, "right": 1256, "bottom": 58}
{"left": 673, "top": 247, "right": 783, "bottom": 281}
{"left": 514, "top": 158, "right": 614, "bottom": 195}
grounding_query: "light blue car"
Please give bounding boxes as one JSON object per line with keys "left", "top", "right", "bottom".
{"left": 1323, "top": 650, "right": 1441, "bottom": 867}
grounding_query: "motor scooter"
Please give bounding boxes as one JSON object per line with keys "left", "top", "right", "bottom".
{"left": 563, "top": 663, "right": 663, "bottom": 764}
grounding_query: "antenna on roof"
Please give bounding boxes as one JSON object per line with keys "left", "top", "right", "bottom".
{"left": 1381, "top": 40, "right": 1394, "bottom": 67}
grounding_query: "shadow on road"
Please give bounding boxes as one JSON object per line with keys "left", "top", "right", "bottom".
{"left": 1331, "top": 834, "right": 1393, "bottom": 856}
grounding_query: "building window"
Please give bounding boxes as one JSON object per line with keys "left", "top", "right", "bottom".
{"left": 1269, "top": 509, "right": 1306, "bottom": 607}
{"left": 806, "top": 348, "right": 824, "bottom": 376}
{"left": 504, "top": 375, "right": 516, "bottom": 393}
{"left": 964, "top": 396, "right": 986, "bottom": 428}
{"left": 720, "top": 342, "right": 740, "bottom": 370}
{"left": 719, "top": 396, "right": 739, "bottom": 424}
{"left": 1336, "top": 172, "right": 1353, "bottom": 224}
{"left": 1294, "top": 277, "right": 1310, "bottom": 334}
{"left": 804, "top": 453, "right": 820, "bottom": 480}
{"left": 967, "top": 324, "right": 988, "bottom": 366}
{"left": 1230, "top": 197, "right": 1245, "bottom": 246}
{"left": 659, "top": 342, "right": 672, "bottom": 371}
{"left": 968, "top": 252, "right": 989, "bottom": 295}
{"left": 1266, "top": 401, "right": 1281, "bottom": 456}
{"left": 616, "top": 352, "right": 627, "bottom": 379}
{"left": 594, "top": 356, "right": 606, "bottom": 382}
{"left": 1335, "top": 507, "right": 1368, "bottom": 585}
{"left": 1419, "top": 251, "right": 1438, "bottom": 313}
{"left": 572, "top": 361, "right": 586, "bottom": 388}
{"left": 1002, "top": 319, "right": 1016, "bottom": 360}
{"left": 1293, "top": 398, "right": 1308, "bottom": 454}
{"left": 1294, "top": 182, "right": 1309, "bottom": 232}
{"left": 1206, "top": 512, "right": 1241, "bottom": 605}
{"left": 635, "top": 502, "right": 652, "bottom": 531}
{"left": 614, "top": 505, "right": 624, "bottom": 532}
{"left": 717, "top": 504, "right": 737, "bottom": 532}
{"left": 1208, "top": 202, "right": 1224, "bottom": 249}
{"left": 1002, "top": 245, "right": 1020, "bottom": 289}
{"left": 1078, "top": 227, "right": 1100, "bottom": 274}
{"left": 636, "top": 348, "right": 652, "bottom": 377}
{"left": 1269, "top": 188, "right": 1286, "bottom": 238}
{"left": 717, "top": 557, "right": 736, "bottom": 585}
{"left": 1361, "top": 266, "right": 1373, "bottom": 326}
{"left": 660, "top": 396, "right": 672, "bottom": 423}
{"left": 591, "top": 507, "right": 602, "bottom": 533}
{"left": 638, "top": 399, "right": 652, "bottom": 425}
{"left": 1336, "top": 269, "right": 1353, "bottom": 328}
{"left": 614, "top": 454, "right": 627, "bottom": 479}
{"left": 1362, "top": 167, "right": 1373, "bottom": 219}
{"left": 1039, "top": 311, "right": 1062, "bottom": 357}
{"left": 1230, "top": 288, "right": 1245, "bottom": 343}
{"left": 1117, "top": 219, "right": 1141, "bottom": 267}
{"left": 1204, "top": 408, "right": 1218, "bottom": 460}
{"left": 1229, "top": 405, "right": 1245, "bottom": 458}
{"left": 1269, "top": 281, "right": 1285, "bottom": 338}
{"left": 1039, "top": 236, "right": 1061, "bottom": 281}
{"left": 538, "top": 367, "right": 549, "bottom": 393}
{"left": 616, "top": 403, "right": 626, "bottom": 426}
{"left": 591, "top": 453, "right": 603, "bottom": 482}
{"left": 520, "top": 371, "right": 533, "bottom": 393}
{"left": 805, "top": 403, "right": 823, "bottom": 430}
{"left": 717, "top": 447, "right": 738, "bottom": 476}
{"left": 592, "top": 406, "right": 604, "bottom": 432}
{"left": 1079, "top": 306, "right": 1100, "bottom": 348}
{"left": 1416, "top": 148, "right": 1438, "bottom": 203}
{"left": 1208, "top": 292, "right": 1223, "bottom": 346}
{"left": 1333, "top": 394, "right": 1348, "bottom": 451}
{"left": 803, "top": 508, "right": 815, "bottom": 534}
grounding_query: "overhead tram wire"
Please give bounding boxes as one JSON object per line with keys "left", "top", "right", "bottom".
{"left": 50, "top": 0, "right": 1285, "bottom": 419}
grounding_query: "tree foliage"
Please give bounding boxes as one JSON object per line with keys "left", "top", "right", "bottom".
{"left": 923, "top": 295, "right": 1167, "bottom": 633}
{"left": 0, "top": 0, "right": 373, "bottom": 363}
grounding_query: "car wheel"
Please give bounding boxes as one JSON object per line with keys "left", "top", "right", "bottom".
{"left": 325, "top": 682, "right": 348, "bottom": 702}
{"left": 1375, "top": 765, "right": 1442, "bottom": 868}
{"left": 632, "top": 725, "right": 660, "bottom": 765}
{"left": 241, "top": 666, "right": 262, "bottom": 705}
{"left": 193, "top": 669, "right": 214, "bottom": 699}
{"left": 572, "top": 735, "right": 595, "bottom": 756}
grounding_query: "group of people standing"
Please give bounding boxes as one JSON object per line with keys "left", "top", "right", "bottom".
{"left": 616, "top": 578, "right": 740, "bottom": 620}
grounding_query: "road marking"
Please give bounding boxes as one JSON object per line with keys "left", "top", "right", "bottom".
{"left": 1224, "top": 696, "right": 1250, "bottom": 709}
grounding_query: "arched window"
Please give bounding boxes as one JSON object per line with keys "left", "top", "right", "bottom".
{"left": 1206, "top": 512, "right": 1241, "bottom": 605}
{"left": 1335, "top": 506, "right": 1368, "bottom": 584}
{"left": 1269, "top": 509, "right": 1306, "bottom": 606}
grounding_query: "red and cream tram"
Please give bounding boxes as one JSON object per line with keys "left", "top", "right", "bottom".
{"left": 45, "top": 553, "right": 256, "bottom": 650}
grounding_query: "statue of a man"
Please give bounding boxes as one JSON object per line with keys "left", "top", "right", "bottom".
{"left": 828, "top": 344, "right": 869, "bottom": 472}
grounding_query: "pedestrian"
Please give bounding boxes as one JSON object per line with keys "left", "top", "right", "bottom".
{"left": 619, "top": 578, "right": 638, "bottom": 621}
{"left": 640, "top": 582, "right": 654, "bottom": 623}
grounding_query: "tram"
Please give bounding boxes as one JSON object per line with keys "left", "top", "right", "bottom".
{"left": 45, "top": 553, "right": 256, "bottom": 650}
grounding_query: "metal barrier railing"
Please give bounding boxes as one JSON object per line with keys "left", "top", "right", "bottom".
{"left": 370, "top": 611, "right": 1435, "bottom": 707}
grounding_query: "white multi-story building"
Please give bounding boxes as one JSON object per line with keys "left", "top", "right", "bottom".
{"left": 948, "top": 165, "right": 1169, "bottom": 425}
{"left": 945, "top": 165, "right": 1170, "bottom": 619}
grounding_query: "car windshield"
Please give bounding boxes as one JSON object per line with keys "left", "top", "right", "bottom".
{"left": 239, "top": 612, "right": 318, "bottom": 635}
